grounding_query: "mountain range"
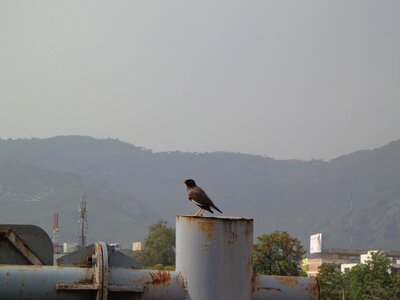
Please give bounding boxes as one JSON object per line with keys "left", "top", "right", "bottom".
{"left": 0, "top": 136, "right": 399, "bottom": 251}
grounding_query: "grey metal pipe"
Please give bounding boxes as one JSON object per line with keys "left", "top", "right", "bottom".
{"left": 252, "top": 275, "right": 319, "bottom": 300}
{"left": 1, "top": 217, "right": 319, "bottom": 299}
{"left": 0, "top": 265, "right": 187, "bottom": 300}
{"left": 0, "top": 265, "right": 94, "bottom": 300}
{"left": 176, "top": 215, "right": 319, "bottom": 300}
{"left": 107, "top": 268, "right": 187, "bottom": 300}
{"left": 176, "top": 215, "right": 254, "bottom": 300}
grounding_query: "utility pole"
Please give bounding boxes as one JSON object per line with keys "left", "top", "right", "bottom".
{"left": 350, "top": 192, "right": 354, "bottom": 248}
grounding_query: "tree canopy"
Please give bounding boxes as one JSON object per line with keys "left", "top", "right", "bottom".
{"left": 317, "top": 251, "right": 400, "bottom": 300}
{"left": 346, "top": 251, "right": 393, "bottom": 300}
{"left": 253, "top": 231, "right": 306, "bottom": 276}
{"left": 136, "top": 220, "right": 175, "bottom": 268}
{"left": 317, "top": 263, "right": 345, "bottom": 300}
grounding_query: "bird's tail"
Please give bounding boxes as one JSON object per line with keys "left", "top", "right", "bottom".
{"left": 212, "top": 204, "right": 223, "bottom": 214}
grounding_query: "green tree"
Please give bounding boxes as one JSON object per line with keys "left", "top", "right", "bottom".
{"left": 346, "top": 251, "right": 392, "bottom": 300}
{"left": 388, "top": 272, "right": 400, "bottom": 300}
{"left": 253, "top": 231, "right": 305, "bottom": 276}
{"left": 317, "top": 263, "right": 345, "bottom": 300}
{"left": 136, "top": 220, "right": 175, "bottom": 268}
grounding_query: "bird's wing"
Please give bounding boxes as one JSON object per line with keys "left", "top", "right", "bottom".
{"left": 187, "top": 187, "right": 213, "bottom": 206}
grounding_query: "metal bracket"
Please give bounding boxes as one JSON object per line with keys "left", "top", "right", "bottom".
{"left": 56, "top": 241, "right": 141, "bottom": 297}
{"left": 96, "top": 242, "right": 108, "bottom": 300}
{"left": 0, "top": 229, "right": 44, "bottom": 265}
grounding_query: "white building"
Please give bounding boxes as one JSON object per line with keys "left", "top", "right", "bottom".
{"left": 132, "top": 241, "right": 144, "bottom": 251}
{"left": 63, "top": 242, "right": 78, "bottom": 253}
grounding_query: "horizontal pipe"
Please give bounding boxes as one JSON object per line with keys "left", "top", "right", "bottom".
{"left": 0, "top": 265, "right": 319, "bottom": 300}
{"left": 252, "top": 275, "right": 319, "bottom": 300}
{"left": 0, "top": 265, "right": 187, "bottom": 300}
{"left": 108, "top": 268, "right": 187, "bottom": 300}
{"left": 0, "top": 265, "right": 94, "bottom": 300}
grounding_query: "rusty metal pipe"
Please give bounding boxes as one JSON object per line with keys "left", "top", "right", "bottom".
{"left": 252, "top": 275, "right": 319, "bottom": 300}
{"left": 1, "top": 218, "right": 319, "bottom": 300}
{"left": 176, "top": 215, "right": 319, "bottom": 300}
{"left": 176, "top": 216, "right": 254, "bottom": 300}
{"left": 0, "top": 265, "right": 187, "bottom": 300}
{"left": 0, "top": 265, "right": 95, "bottom": 300}
{"left": 107, "top": 268, "right": 187, "bottom": 300}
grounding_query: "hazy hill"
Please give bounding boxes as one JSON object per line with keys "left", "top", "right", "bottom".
{"left": 0, "top": 136, "right": 399, "bottom": 250}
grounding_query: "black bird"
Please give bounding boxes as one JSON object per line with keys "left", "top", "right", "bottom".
{"left": 182, "top": 179, "right": 223, "bottom": 216}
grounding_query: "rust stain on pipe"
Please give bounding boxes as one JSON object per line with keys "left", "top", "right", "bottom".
{"left": 177, "top": 215, "right": 198, "bottom": 228}
{"left": 276, "top": 276, "right": 300, "bottom": 288}
{"left": 251, "top": 274, "right": 259, "bottom": 293}
{"left": 252, "top": 275, "right": 282, "bottom": 293}
{"left": 258, "top": 287, "right": 282, "bottom": 292}
{"left": 149, "top": 271, "right": 171, "bottom": 285}
{"left": 310, "top": 276, "right": 320, "bottom": 297}
{"left": 227, "top": 231, "right": 238, "bottom": 245}
{"left": 197, "top": 221, "right": 215, "bottom": 240}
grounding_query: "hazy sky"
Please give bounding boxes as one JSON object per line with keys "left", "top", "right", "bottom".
{"left": 1, "top": 1, "right": 399, "bottom": 160}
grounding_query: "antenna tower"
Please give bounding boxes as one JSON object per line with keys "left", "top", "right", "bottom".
{"left": 78, "top": 196, "right": 88, "bottom": 248}
{"left": 52, "top": 211, "right": 60, "bottom": 247}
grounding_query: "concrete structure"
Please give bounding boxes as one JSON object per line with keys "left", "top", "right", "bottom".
{"left": 304, "top": 248, "right": 400, "bottom": 276}
{"left": 360, "top": 250, "right": 377, "bottom": 264}
{"left": 340, "top": 263, "right": 358, "bottom": 273}
{"left": 360, "top": 250, "right": 400, "bottom": 274}
{"left": 305, "top": 248, "right": 364, "bottom": 277}
{"left": 63, "top": 242, "right": 78, "bottom": 254}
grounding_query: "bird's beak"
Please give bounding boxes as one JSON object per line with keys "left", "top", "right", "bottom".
{"left": 181, "top": 180, "right": 185, "bottom": 185}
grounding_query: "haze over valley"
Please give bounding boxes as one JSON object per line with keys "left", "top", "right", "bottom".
{"left": 0, "top": 136, "right": 399, "bottom": 251}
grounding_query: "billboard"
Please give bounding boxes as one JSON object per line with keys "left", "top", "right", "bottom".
{"left": 310, "top": 233, "right": 322, "bottom": 254}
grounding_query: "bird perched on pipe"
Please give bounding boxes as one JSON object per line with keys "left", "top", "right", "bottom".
{"left": 182, "top": 179, "right": 223, "bottom": 216}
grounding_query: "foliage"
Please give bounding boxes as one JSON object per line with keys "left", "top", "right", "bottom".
{"left": 389, "top": 272, "right": 400, "bottom": 300}
{"left": 253, "top": 231, "right": 305, "bottom": 276}
{"left": 136, "top": 221, "right": 175, "bottom": 268}
{"left": 318, "top": 251, "right": 400, "bottom": 300}
{"left": 317, "top": 263, "right": 345, "bottom": 300}
{"left": 346, "top": 251, "right": 392, "bottom": 300}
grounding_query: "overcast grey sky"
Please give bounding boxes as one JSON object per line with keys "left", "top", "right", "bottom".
{"left": 0, "top": 1, "right": 399, "bottom": 160}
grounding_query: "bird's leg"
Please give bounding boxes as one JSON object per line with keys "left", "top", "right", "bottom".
{"left": 195, "top": 209, "right": 205, "bottom": 216}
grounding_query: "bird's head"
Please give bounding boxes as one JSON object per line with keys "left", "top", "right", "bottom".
{"left": 182, "top": 179, "right": 196, "bottom": 188}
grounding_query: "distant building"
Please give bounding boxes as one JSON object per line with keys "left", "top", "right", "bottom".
{"left": 303, "top": 233, "right": 400, "bottom": 276}
{"left": 132, "top": 241, "right": 144, "bottom": 251}
{"left": 310, "top": 233, "right": 322, "bottom": 254}
{"left": 303, "top": 249, "right": 400, "bottom": 277}
{"left": 63, "top": 242, "right": 78, "bottom": 253}
{"left": 340, "top": 263, "right": 358, "bottom": 273}
{"left": 304, "top": 248, "right": 364, "bottom": 277}
{"left": 53, "top": 243, "right": 63, "bottom": 254}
